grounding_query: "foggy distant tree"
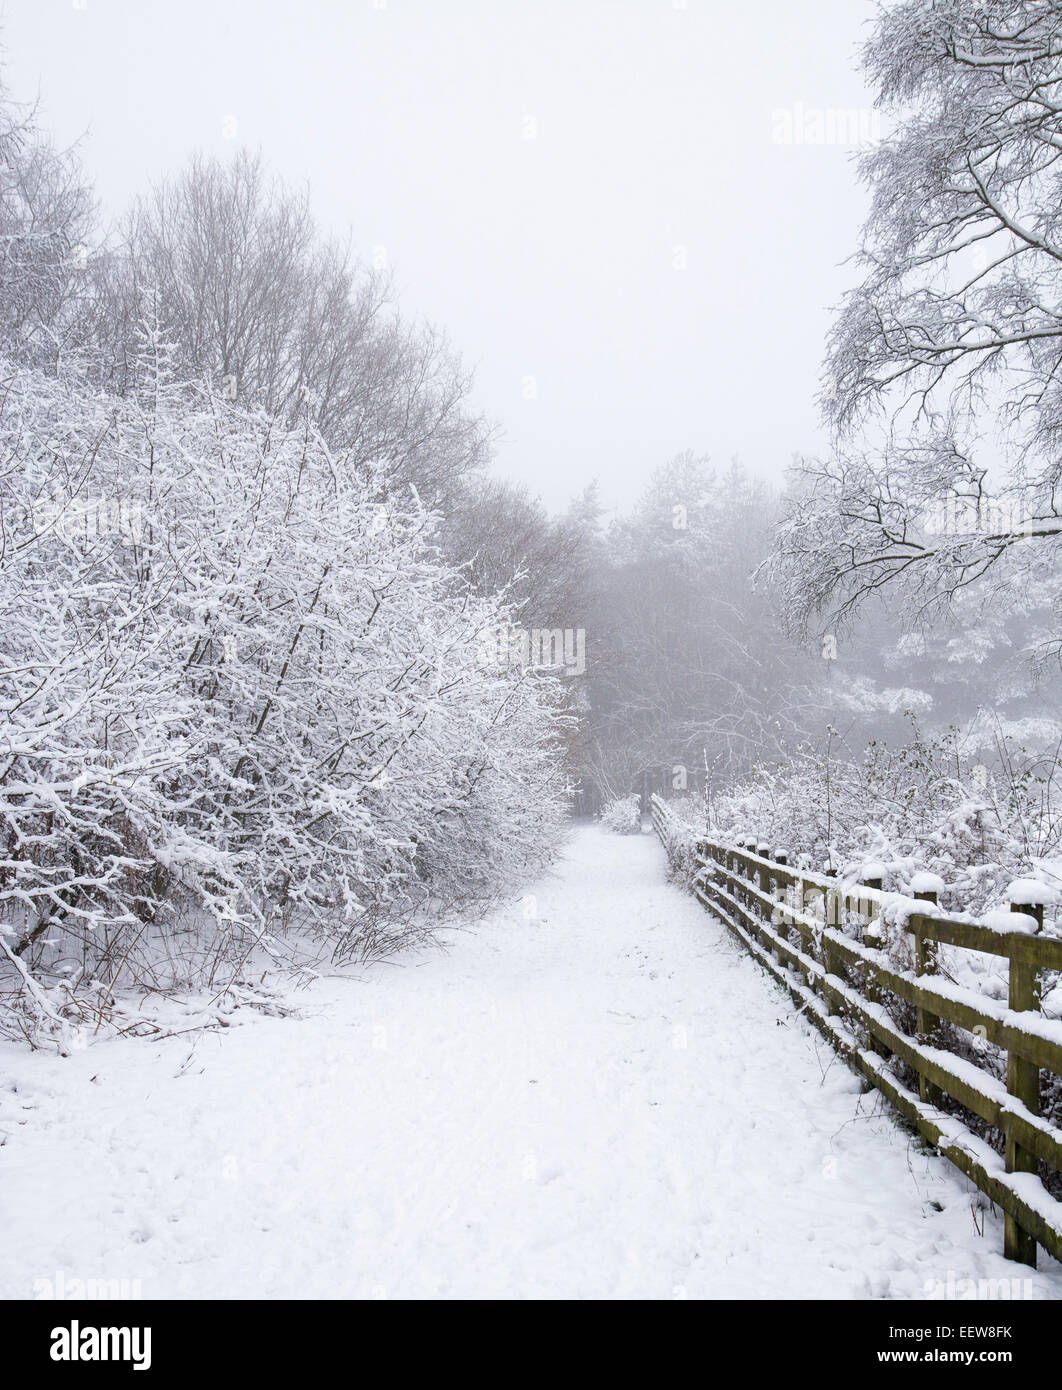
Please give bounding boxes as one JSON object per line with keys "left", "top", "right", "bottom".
{"left": 91, "top": 150, "right": 491, "bottom": 500}
{"left": 804, "top": 584, "right": 1062, "bottom": 757}
{"left": 586, "top": 454, "right": 825, "bottom": 795}
{"left": 440, "top": 475, "right": 601, "bottom": 625}
{"left": 0, "top": 83, "right": 95, "bottom": 369}
{"left": 771, "top": 0, "right": 1062, "bottom": 652}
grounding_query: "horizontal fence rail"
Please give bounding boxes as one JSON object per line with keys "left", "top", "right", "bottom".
{"left": 650, "top": 794, "right": 1062, "bottom": 1268}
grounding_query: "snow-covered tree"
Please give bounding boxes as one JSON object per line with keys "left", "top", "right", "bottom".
{"left": 770, "top": 0, "right": 1062, "bottom": 652}
{"left": 0, "top": 82, "right": 95, "bottom": 369}
{"left": 90, "top": 150, "right": 490, "bottom": 504}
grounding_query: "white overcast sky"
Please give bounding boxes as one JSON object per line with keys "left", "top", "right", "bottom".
{"left": 1, "top": 0, "right": 879, "bottom": 514}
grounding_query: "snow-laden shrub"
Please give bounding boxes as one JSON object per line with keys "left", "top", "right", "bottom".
{"left": 0, "top": 350, "right": 572, "bottom": 1046}
{"left": 599, "top": 795, "right": 642, "bottom": 835}
{"left": 707, "top": 723, "right": 1062, "bottom": 914}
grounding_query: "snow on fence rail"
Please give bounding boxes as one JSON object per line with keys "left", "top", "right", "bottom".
{"left": 650, "top": 793, "right": 1062, "bottom": 1269}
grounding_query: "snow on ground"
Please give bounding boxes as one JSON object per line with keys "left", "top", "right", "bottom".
{"left": 3, "top": 824, "right": 1061, "bottom": 1301}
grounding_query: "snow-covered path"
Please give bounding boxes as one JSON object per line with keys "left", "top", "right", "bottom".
{"left": 4, "top": 825, "right": 1062, "bottom": 1300}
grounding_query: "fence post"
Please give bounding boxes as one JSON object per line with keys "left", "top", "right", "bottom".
{"left": 761, "top": 848, "right": 783, "bottom": 966}
{"left": 754, "top": 846, "right": 772, "bottom": 957}
{"left": 742, "top": 840, "right": 756, "bottom": 910}
{"left": 862, "top": 874, "right": 889, "bottom": 1059}
{"left": 822, "top": 867, "right": 841, "bottom": 1014}
{"left": 756, "top": 848, "right": 770, "bottom": 905}
{"left": 912, "top": 884, "right": 943, "bottom": 1108}
{"left": 774, "top": 852, "right": 789, "bottom": 946}
{"left": 1004, "top": 893, "right": 1045, "bottom": 1267}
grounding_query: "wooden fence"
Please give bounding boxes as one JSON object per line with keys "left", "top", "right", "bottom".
{"left": 650, "top": 793, "right": 1062, "bottom": 1268}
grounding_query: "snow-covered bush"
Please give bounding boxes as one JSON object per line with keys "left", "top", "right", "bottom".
{"left": 598, "top": 795, "right": 642, "bottom": 835}
{"left": 706, "top": 722, "right": 1062, "bottom": 914}
{"left": 0, "top": 347, "right": 572, "bottom": 1046}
